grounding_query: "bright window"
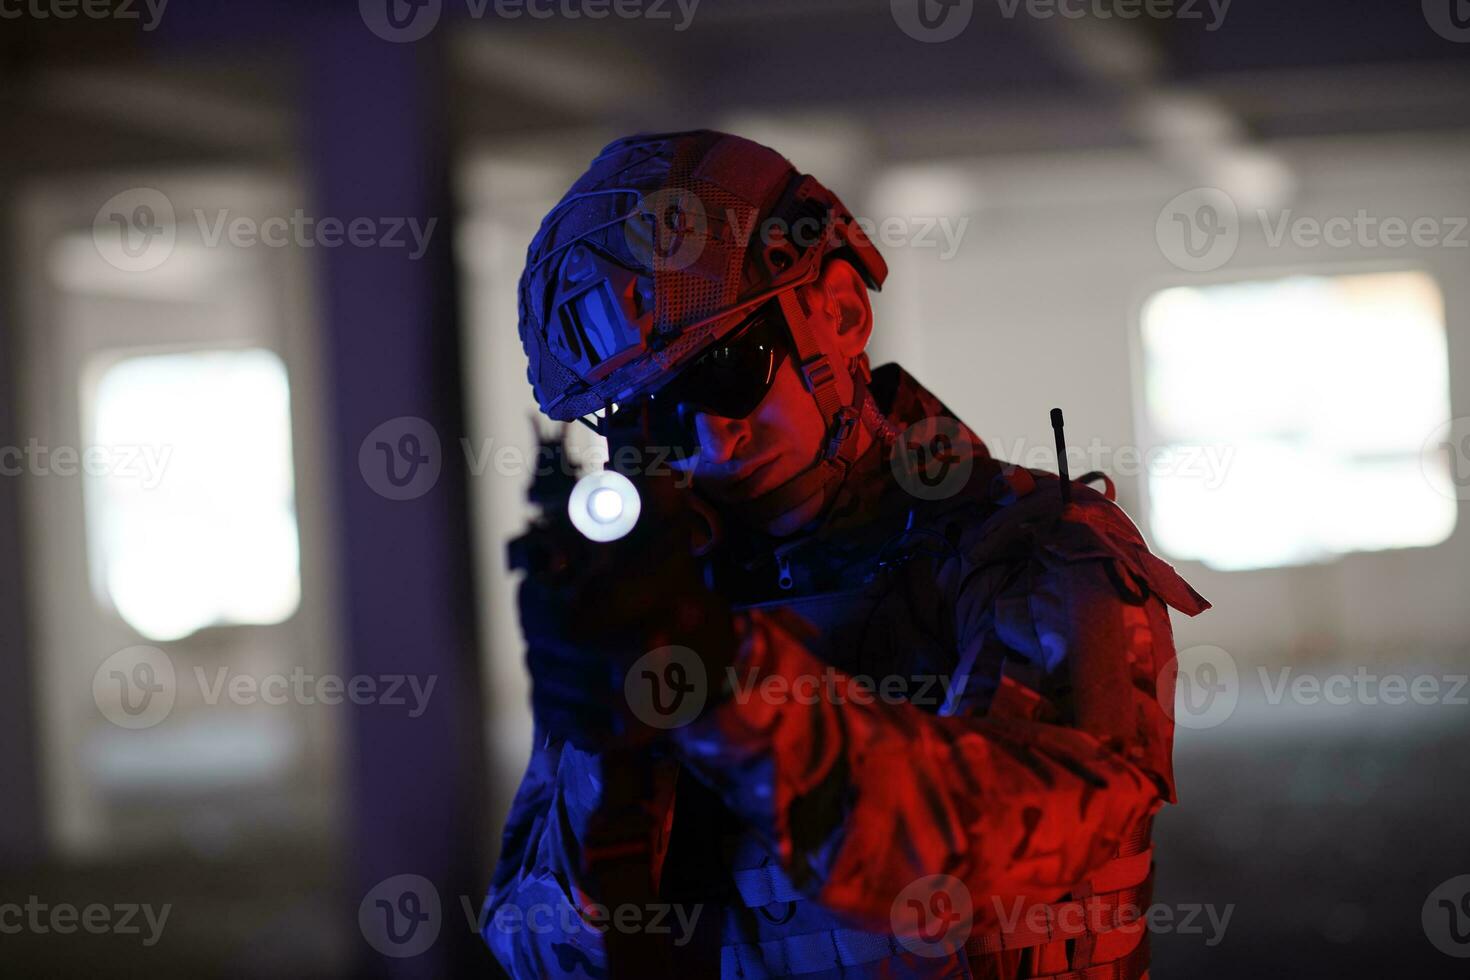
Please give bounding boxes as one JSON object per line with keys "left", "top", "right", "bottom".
{"left": 1139, "top": 270, "right": 1455, "bottom": 571}
{"left": 85, "top": 348, "right": 302, "bottom": 640}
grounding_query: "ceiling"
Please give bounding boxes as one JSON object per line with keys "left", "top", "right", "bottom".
{"left": 2, "top": 0, "right": 1468, "bottom": 175}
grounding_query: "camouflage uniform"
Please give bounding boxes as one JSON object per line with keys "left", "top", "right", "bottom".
{"left": 485, "top": 364, "right": 1209, "bottom": 978}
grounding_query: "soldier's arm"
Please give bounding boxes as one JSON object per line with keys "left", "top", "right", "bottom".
{"left": 481, "top": 734, "right": 592, "bottom": 976}
{"left": 672, "top": 542, "right": 1202, "bottom": 933}
{"left": 482, "top": 735, "right": 679, "bottom": 976}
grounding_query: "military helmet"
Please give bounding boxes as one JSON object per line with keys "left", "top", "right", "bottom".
{"left": 518, "top": 130, "right": 888, "bottom": 422}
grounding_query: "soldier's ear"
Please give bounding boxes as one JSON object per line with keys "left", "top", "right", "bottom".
{"left": 813, "top": 257, "right": 873, "bottom": 361}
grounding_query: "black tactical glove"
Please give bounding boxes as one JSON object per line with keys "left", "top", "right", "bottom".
{"left": 516, "top": 466, "right": 736, "bottom": 751}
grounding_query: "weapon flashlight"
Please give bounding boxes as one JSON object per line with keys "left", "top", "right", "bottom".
{"left": 568, "top": 469, "right": 641, "bottom": 542}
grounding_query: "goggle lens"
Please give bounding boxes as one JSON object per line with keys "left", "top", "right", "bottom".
{"left": 652, "top": 303, "right": 789, "bottom": 432}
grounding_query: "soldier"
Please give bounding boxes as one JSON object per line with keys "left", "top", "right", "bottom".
{"left": 484, "top": 130, "right": 1209, "bottom": 979}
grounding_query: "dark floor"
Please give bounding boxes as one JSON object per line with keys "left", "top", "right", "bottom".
{"left": 4, "top": 690, "right": 1468, "bottom": 978}
{"left": 1152, "top": 688, "right": 1470, "bottom": 978}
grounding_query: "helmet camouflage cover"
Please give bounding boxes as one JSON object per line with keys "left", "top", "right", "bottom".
{"left": 518, "top": 130, "right": 888, "bottom": 422}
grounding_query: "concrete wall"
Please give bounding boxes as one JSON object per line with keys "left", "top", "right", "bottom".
{"left": 874, "top": 132, "right": 1470, "bottom": 667}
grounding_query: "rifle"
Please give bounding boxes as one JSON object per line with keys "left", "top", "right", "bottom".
{"left": 507, "top": 410, "right": 718, "bottom": 979}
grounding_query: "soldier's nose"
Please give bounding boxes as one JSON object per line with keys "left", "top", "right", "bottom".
{"left": 692, "top": 411, "right": 748, "bottom": 467}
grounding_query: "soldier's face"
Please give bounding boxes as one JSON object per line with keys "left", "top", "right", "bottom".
{"left": 670, "top": 260, "right": 874, "bottom": 534}
{"left": 682, "top": 350, "right": 832, "bottom": 505}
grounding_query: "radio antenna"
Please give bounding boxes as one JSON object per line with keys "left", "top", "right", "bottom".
{"left": 1050, "top": 407, "right": 1072, "bottom": 506}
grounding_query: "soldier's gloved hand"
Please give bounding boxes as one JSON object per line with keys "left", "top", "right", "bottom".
{"left": 517, "top": 571, "right": 626, "bottom": 751}
{"left": 517, "top": 477, "right": 738, "bottom": 749}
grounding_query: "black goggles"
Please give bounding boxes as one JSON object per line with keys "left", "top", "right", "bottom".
{"left": 650, "top": 302, "right": 791, "bottom": 423}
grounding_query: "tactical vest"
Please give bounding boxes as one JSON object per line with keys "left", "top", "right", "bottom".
{"left": 658, "top": 458, "right": 1189, "bottom": 979}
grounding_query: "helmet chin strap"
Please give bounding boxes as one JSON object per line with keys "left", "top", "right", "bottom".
{"left": 733, "top": 286, "right": 895, "bottom": 529}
